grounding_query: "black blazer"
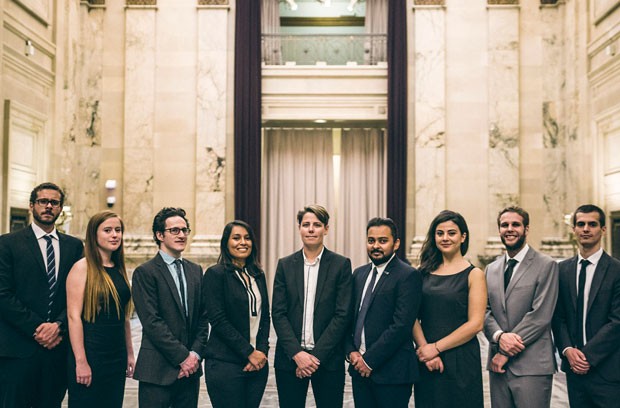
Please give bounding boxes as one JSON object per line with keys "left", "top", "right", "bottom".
{"left": 132, "top": 253, "right": 209, "bottom": 386}
{"left": 272, "top": 248, "right": 352, "bottom": 372}
{"left": 0, "top": 225, "right": 83, "bottom": 358}
{"left": 552, "top": 251, "right": 620, "bottom": 382}
{"left": 345, "top": 256, "right": 422, "bottom": 385}
{"left": 202, "top": 263, "right": 270, "bottom": 364}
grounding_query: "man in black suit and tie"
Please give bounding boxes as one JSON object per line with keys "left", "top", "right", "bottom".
{"left": 0, "top": 182, "right": 84, "bottom": 407}
{"left": 345, "top": 217, "right": 422, "bottom": 408}
{"left": 552, "top": 204, "right": 620, "bottom": 407}
{"left": 132, "top": 207, "right": 209, "bottom": 408}
{"left": 272, "top": 204, "right": 352, "bottom": 408}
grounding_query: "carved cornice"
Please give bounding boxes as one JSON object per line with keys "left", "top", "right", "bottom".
{"left": 414, "top": 0, "right": 445, "bottom": 5}
{"left": 126, "top": 0, "right": 156, "bottom": 5}
{"left": 197, "top": 0, "right": 229, "bottom": 5}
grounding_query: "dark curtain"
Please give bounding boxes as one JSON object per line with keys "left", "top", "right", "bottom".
{"left": 234, "top": 1, "right": 262, "bottom": 243}
{"left": 387, "top": 0, "right": 408, "bottom": 259}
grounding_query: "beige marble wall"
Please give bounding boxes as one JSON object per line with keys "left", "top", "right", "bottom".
{"left": 410, "top": 3, "right": 446, "bottom": 262}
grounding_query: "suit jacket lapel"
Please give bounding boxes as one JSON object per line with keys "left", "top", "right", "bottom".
{"left": 566, "top": 257, "right": 578, "bottom": 311}
{"left": 183, "top": 260, "right": 195, "bottom": 324}
{"left": 24, "top": 227, "right": 47, "bottom": 276}
{"left": 505, "top": 248, "right": 534, "bottom": 297}
{"left": 354, "top": 265, "right": 372, "bottom": 318}
{"left": 294, "top": 251, "right": 305, "bottom": 306}
{"left": 587, "top": 253, "right": 609, "bottom": 314}
{"left": 365, "top": 257, "right": 396, "bottom": 310}
{"left": 156, "top": 254, "right": 186, "bottom": 318}
{"left": 314, "top": 250, "right": 331, "bottom": 309}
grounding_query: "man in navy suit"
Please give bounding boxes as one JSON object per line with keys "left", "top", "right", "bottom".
{"left": 272, "top": 205, "right": 352, "bottom": 408}
{"left": 345, "top": 217, "right": 422, "bottom": 408}
{"left": 0, "top": 182, "right": 84, "bottom": 407}
{"left": 132, "top": 207, "right": 209, "bottom": 408}
{"left": 552, "top": 204, "right": 620, "bottom": 407}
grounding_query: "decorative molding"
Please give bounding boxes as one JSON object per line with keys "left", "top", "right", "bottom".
{"left": 11, "top": 0, "right": 50, "bottom": 26}
{"left": 413, "top": 0, "right": 445, "bottom": 5}
{"left": 80, "top": 0, "right": 106, "bottom": 8}
{"left": 488, "top": 0, "right": 519, "bottom": 4}
{"left": 280, "top": 17, "right": 364, "bottom": 27}
{"left": 197, "top": 0, "right": 229, "bottom": 5}
{"left": 540, "top": 0, "right": 559, "bottom": 4}
{"left": 126, "top": 0, "right": 156, "bottom": 5}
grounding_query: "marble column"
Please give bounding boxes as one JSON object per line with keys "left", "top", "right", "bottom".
{"left": 409, "top": 3, "right": 446, "bottom": 264}
{"left": 58, "top": 2, "right": 106, "bottom": 236}
{"left": 539, "top": 3, "right": 573, "bottom": 258}
{"left": 192, "top": 3, "right": 231, "bottom": 264}
{"left": 483, "top": 4, "right": 520, "bottom": 264}
{"left": 123, "top": 4, "right": 156, "bottom": 244}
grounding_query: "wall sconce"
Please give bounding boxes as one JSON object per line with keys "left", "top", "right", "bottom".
{"left": 25, "top": 39, "right": 35, "bottom": 57}
{"left": 105, "top": 179, "right": 117, "bottom": 208}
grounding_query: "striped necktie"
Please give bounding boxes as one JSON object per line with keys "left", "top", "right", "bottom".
{"left": 43, "top": 235, "right": 57, "bottom": 320}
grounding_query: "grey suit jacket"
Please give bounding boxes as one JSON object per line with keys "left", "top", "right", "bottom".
{"left": 132, "top": 253, "right": 209, "bottom": 386}
{"left": 484, "top": 246, "right": 559, "bottom": 376}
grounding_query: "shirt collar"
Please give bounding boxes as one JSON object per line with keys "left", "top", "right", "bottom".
{"left": 303, "top": 246, "right": 325, "bottom": 266}
{"left": 31, "top": 223, "right": 58, "bottom": 240}
{"left": 159, "top": 249, "right": 182, "bottom": 265}
{"left": 578, "top": 247, "right": 603, "bottom": 266}
{"left": 373, "top": 253, "right": 396, "bottom": 274}
{"left": 505, "top": 243, "right": 529, "bottom": 264}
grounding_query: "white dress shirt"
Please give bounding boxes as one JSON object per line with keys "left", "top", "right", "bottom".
{"left": 32, "top": 223, "right": 60, "bottom": 279}
{"left": 301, "top": 247, "right": 324, "bottom": 350}
{"left": 575, "top": 248, "right": 603, "bottom": 346}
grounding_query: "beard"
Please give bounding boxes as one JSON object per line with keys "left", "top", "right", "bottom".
{"left": 368, "top": 250, "right": 393, "bottom": 266}
{"left": 32, "top": 209, "right": 60, "bottom": 226}
{"left": 501, "top": 234, "right": 526, "bottom": 252}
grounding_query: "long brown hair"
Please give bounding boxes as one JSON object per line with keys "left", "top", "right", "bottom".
{"left": 82, "top": 211, "right": 132, "bottom": 322}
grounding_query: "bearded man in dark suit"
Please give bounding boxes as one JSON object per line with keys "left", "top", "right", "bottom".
{"left": 0, "top": 182, "right": 84, "bottom": 407}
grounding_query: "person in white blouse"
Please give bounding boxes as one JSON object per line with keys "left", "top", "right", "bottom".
{"left": 202, "top": 220, "right": 270, "bottom": 408}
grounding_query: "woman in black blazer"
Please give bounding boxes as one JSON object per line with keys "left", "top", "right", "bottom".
{"left": 203, "top": 220, "right": 270, "bottom": 408}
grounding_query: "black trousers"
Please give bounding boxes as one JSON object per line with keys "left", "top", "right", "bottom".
{"left": 566, "top": 369, "right": 620, "bottom": 408}
{"left": 275, "top": 366, "right": 345, "bottom": 408}
{"left": 0, "top": 345, "right": 67, "bottom": 408}
{"left": 138, "top": 376, "right": 200, "bottom": 408}
{"left": 351, "top": 375, "right": 412, "bottom": 408}
{"left": 204, "top": 359, "right": 268, "bottom": 408}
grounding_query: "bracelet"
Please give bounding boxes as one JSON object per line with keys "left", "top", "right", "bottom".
{"left": 498, "top": 348, "right": 510, "bottom": 357}
{"left": 434, "top": 342, "right": 442, "bottom": 354}
{"left": 497, "top": 332, "right": 505, "bottom": 344}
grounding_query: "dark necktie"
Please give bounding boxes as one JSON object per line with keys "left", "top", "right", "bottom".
{"left": 504, "top": 259, "right": 518, "bottom": 292}
{"left": 174, "top": 259, "right": 188, "bottom": 316}
{"left": 354, "top": 267, "right": 378, "bottom": 350}
{"left": 43, "top": 235, "right": 57, "bottom": 320}
{"left": 576, "top": 259, "right": 590, "bottom": 348}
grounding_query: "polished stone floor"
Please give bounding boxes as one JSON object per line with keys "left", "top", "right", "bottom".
{"left": 63, "top": 318, "right": 569, "bottom": 407}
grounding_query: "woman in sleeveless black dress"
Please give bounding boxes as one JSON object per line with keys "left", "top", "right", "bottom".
{"left": 413, "top": 210, "right": 488, "bottom": 408}
{"left": 66, "top": 211, "right": 134, "bottom": 408}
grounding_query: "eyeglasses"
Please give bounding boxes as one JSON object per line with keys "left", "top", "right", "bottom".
{"left": 163, "top": 227, "right": 191, "bottom": 236}
{"left": 35, "top": 199, "right": 62, "bottom": 208}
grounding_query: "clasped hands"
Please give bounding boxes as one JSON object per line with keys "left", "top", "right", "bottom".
{"left": 178, "top": 352, "right": 200, "bottom": 378}
{"left": 33, "top": 322, "right": 62, "bottom": 349}
{"left": 417, "top": 344, "right": 444, "bottom": 373}
{"left": 349, "top": 351, "right": 372, "bottom": 377}
{"left": 293, "top": 351, "right": 320, "bottom": 378}
{"left": 243, "top": 350, "right": 268, "bottom": 372}
{"left": 565, "top": 347, "right": 589, "bottom": 375}
{"left": 490, "top": 332, "right": 524, "bottom": 373}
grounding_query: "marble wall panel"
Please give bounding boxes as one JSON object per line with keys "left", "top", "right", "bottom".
{"left": 486, "top": 6, "right": 519, "bottom": 249}
{"left": 58, "top": 5, "right": 105, "bottom": 234}
{"left": 411, "top": 6, "right": 446, "bottom": 260}
{"left": 123, "top": 8, "right": 156, "bottom": 234}
{"left": 196, "top": 8, "right": 228, "bottom": 236}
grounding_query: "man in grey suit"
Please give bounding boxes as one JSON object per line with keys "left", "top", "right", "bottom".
{"left": 484, "top": 206, "right": 559, "bottom": 408}
{"left": 132, "top": 207, "right": 209, "bottom": 408}
{"left": 552, "top": 204, "right": 620, "bottom": 407}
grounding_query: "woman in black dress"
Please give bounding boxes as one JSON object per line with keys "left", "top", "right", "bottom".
{"left": 66, "top": 211, "right": 134, "bottom": 407}
{"left": 413, "top": 210, "right": 487, "bottom": 408}
{"left": 203, "top": 220, "right": 270, "bottom": 408}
